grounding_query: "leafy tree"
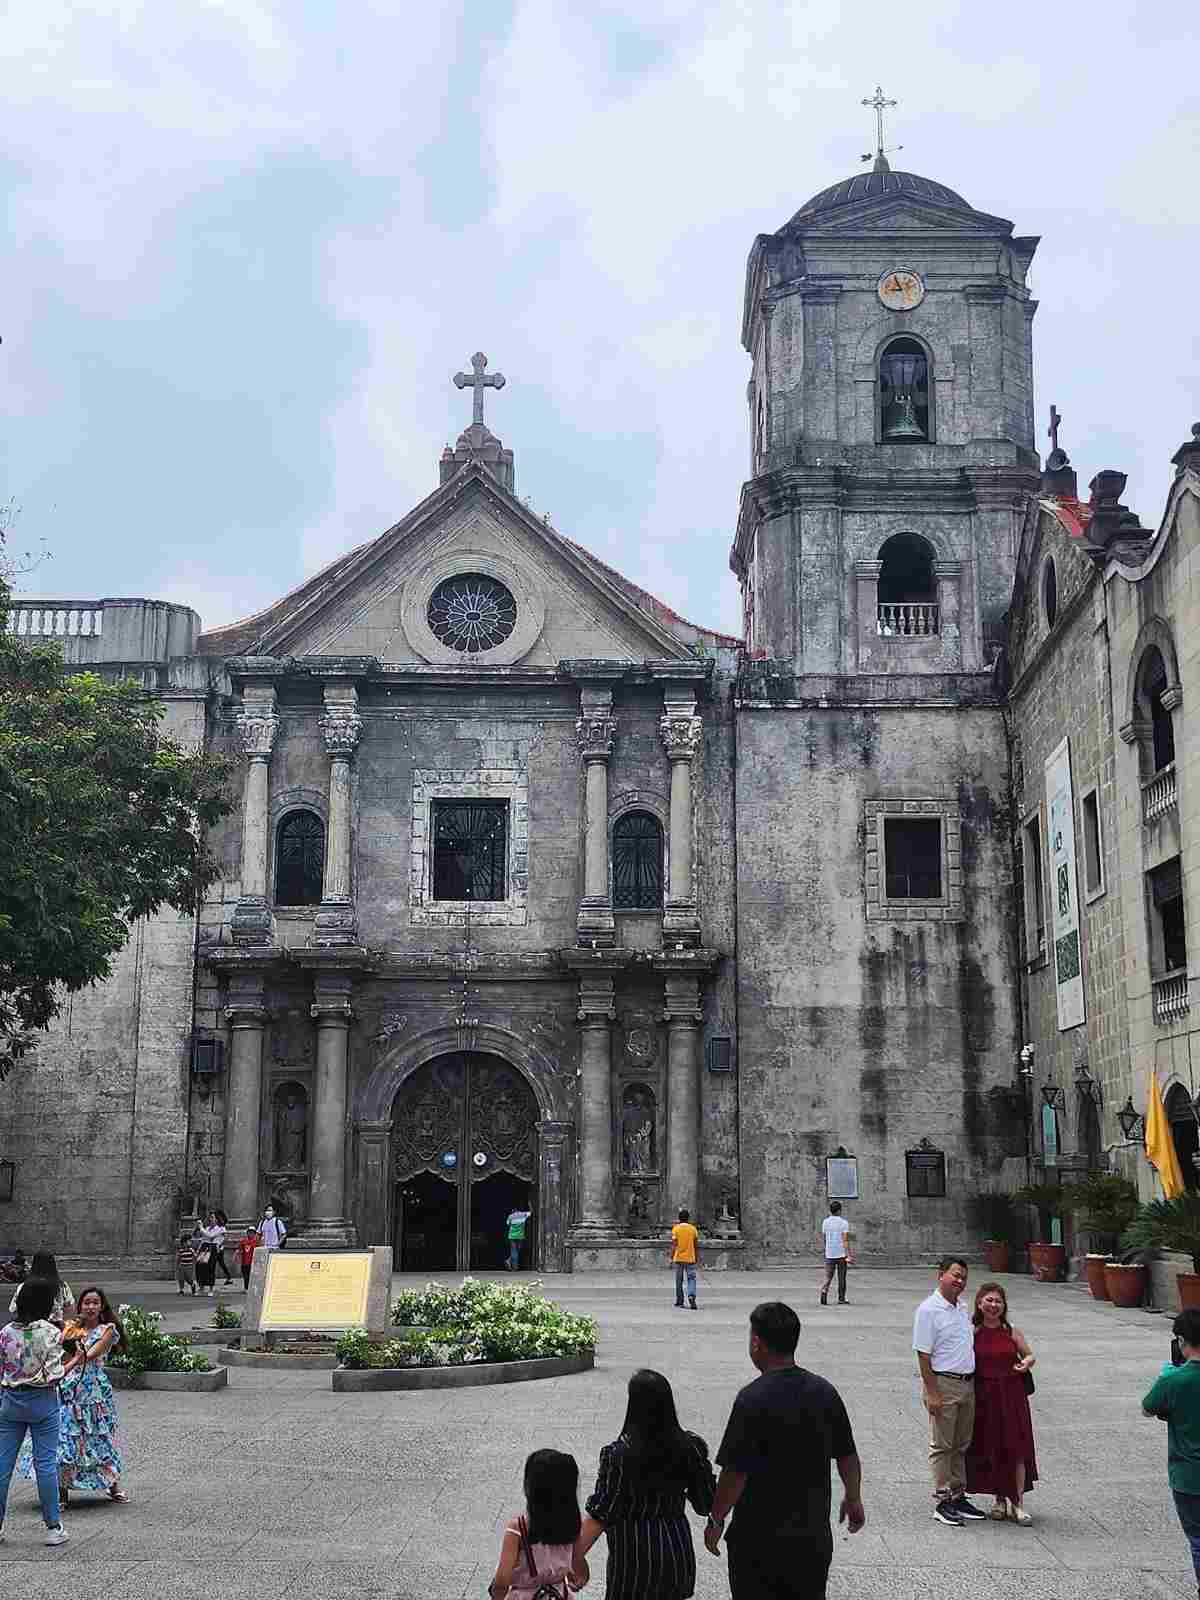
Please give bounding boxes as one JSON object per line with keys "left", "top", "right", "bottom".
{"left": 0, "top": 566, "right": 232, "bottom": 1079}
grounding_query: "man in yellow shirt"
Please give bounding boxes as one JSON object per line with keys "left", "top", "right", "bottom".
{"left": 670, "top": 1208, "right": 701, "bottom": 1310}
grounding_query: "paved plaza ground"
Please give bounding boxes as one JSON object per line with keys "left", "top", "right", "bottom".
{"left": 0, "top": 1266, "right": 1192, "bottom": 1598}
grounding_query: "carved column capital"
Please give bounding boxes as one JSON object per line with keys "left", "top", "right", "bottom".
{"left": 224, "top": 1004, "right": 269, "bottom": 1029}
{"left": 659, "top": 711, "right": 702, "bottom": 762}
{"left": 321, "top": 708, "right": 363, "bottom": 758}
{"left": 576, "top": 713, "right": 616, "bottom": 762}
{"left": 236, "top": 711, "right": 279, "bottom": 761}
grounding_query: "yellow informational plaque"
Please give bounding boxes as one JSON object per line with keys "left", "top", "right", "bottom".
{"left": 259, "top": 1251, "right": 373, "bottom": 1329}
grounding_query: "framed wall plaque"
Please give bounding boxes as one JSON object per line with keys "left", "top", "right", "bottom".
{"left": 826, "top": 1151, "right": 859, "bottom": 1200}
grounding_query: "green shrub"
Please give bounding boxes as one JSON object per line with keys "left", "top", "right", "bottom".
{"left": 334, "top": 1328, "right": 375, "bottom": 1369}
{"left": 111, "top": 1305, "right": 212, "bottom": 1377}
{"left": 387, "top": 1280, "right": 595, "bottom": 1364}
{"left": 210, "top": 1302, "right": 241, "bottom": 1330}
{"left": 1122, "top": 1195, "right": 1200, "bottom": 1272}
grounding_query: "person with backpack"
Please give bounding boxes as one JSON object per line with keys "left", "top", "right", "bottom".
{"left": 488, "top": 1447, "right": 589, "bottom": 1598}
{"left": 0, "top": 1279, "right": 70, "bottom": 1546}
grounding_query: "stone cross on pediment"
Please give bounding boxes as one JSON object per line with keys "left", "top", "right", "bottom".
{"left": 453, "top": 351, "right": 506, "bottom": 428}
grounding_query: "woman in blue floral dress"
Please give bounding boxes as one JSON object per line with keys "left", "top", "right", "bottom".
{"left": 19, "top": 1286, "right": 126, "bottom": 1504}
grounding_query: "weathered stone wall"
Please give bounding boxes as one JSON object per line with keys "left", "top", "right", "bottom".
{"left": 733, "top": 679, "right": 1021, "bottom": 1261}
{"left": 0, "top": 688, "right": 208, "bottom": 1265}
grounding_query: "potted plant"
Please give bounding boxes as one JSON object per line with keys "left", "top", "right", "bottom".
{"left": 1058, "top": 1173, "right": 1140, "bottom": 1300}
{"left": 1122, "top": 1195, "right": 1200, "bottom": 1308}
{"left": 1013, "top": 1183, "right": 1067, "bottom": 1281}
{"left": 966, "top": 1191, "right": 1018, "bottom": 1273}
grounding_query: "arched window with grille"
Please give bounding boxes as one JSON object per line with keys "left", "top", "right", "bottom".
{"left": 275, "top": 810, "right": 325, "bottom": 906}
{"left": 612, "top": 811, "right": 664, "bottom": 910}
{"left": 879, "top": 336, "right": 931, "bottom": 441}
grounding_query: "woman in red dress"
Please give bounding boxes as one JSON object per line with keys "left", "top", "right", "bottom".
{"left": 965, "top": 1282, "right": 1039, "bottom": 1524}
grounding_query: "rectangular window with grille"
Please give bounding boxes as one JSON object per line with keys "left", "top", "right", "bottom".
{"left": 884, "top": 817, "right": 942, "bottom": 899}
{"left": 432, "top": 800, "right": 508, "bottom": 902}
{"left": 1022, "top": 812, "right": 1047, "bottom": 960}
{"left": 1148, "top": 856, "right": 1187, "bottom": 974}
{"left": 1081, "top": 788, "right": 1104, "bottom": 899}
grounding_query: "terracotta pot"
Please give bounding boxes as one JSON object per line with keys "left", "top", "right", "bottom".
{"left": 1084, "top": 1254, "right": 1110, "bottom": 1300}
{"left": 1028, "top": 1242, "right": 1066, "bottom": 1282}
{"left": 1103, "top": 1262, "right": 1148, "bottom": 1308}
{"left": 983, "top": 1240, "right": 1011, "bottom": 1273}
{"left": 1178, "top": 1272, "right": 1200, "bottom": 1310}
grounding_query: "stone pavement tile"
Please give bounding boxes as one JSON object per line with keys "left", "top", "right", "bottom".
{"left": 826, "top": 1568, "right": 1188, "bottom": 1599}
{"left": 880, "top": 1527, "right": 1060, "bottom": 1567}
{"left": 1051, "top": 1534, "right": 1193, "bottom": 1571}
{"left": 105, "top": 1561, "right": 295, "bottom": 1600}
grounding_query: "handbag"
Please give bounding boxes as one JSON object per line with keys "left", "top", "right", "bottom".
{"left": 1021, "top": 1368, "right": 1035, "bottom": 1396}
{"left": 517, "top": 1516, "right": 568, "bottom": 1600}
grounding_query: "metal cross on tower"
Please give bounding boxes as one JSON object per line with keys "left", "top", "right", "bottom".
{"left": 453, "top": 351, "right": 506, "bottom": 428}
{"left": 861, "top": 85, "right": 901, "bottom": 167}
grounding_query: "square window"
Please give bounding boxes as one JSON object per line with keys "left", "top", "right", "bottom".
{"left": 864, "top": 800, "right": 962, "bottom": 922}
{"left": 432, "top": 800, "right": 508, "bottom": 902}
{"left": 884, "top": 817, "right": 942, "bottom": 899}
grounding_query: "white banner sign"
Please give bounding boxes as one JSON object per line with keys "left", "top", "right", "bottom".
{"left": 1045, "top": 738, "right": 1085, "bottom": 1030}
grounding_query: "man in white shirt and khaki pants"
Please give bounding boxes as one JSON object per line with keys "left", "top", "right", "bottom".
{"left": 912, "top": 1256, "right": 986, "bottom": 1527}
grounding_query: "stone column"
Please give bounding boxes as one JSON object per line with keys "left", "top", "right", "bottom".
{"left": 660, "top": 698, "right": 703, "bottom": 945}
{"left": 315, "top": 686, "right": 363, "bottom": 945}
{"left": 302, "top": 975, "right": 357, "bottom": 1247}
{"left": 576, "top": 690, "right": 617, "bottom": 945}
{"left": 852, "top": 559, "right": 882, "bottom": 667}
{"left": 935, "top": 560, "right": 965, "bottom": 666}
{"left": 575, "top": 975, "right": 616, "bottom": 1233}
{"left": 231, "top": 690, "right": 279, "bottom": 943}
{"left": 223, "top": 993, "right": 268, "bottom": 1226}
{"left": 663, "top": 974, "right": 703, "bottom": 1217}
{"left": 536, "top": 1119, "right": 572, "bottom": 1271}
{"left": 352, "top": 1119, "right": 392, "bottom": 1248}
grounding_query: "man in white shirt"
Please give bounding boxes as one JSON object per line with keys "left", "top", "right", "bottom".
{"left": 819, "top": 1202, "right": 854, "bottom": 1306}
{"left": 912, "top": 1256, "right": 985, "bottom": 1527}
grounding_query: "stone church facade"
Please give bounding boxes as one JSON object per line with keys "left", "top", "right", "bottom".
{"left": 3, "top": 157, "right": 1189, "bottom": 1271}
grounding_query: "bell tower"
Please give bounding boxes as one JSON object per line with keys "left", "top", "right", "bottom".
{"left": 731, "top": 128, "right": 1041, "bottom": 675}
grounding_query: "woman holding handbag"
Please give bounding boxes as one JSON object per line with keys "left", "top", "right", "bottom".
{"left": 964, "top": 1282, "right": 1039, "bottom": 1524}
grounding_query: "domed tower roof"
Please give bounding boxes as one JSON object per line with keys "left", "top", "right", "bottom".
{"left": 786, "top": 165, "right": 974, "bottom": 228}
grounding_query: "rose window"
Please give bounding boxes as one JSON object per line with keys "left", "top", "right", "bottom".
{"left": 426, "top": 574, "right": 518, "bottom": 655}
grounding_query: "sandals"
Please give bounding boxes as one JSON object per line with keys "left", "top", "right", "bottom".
{"left": 107, "top": 1488, "right": 129, "bottom": 1503}
{"left": 1008, "top": 1504, "right": 1032, "bottom": 1526}
{"left": 989, "top": 1501, "right": 1009, "bottom": 1520}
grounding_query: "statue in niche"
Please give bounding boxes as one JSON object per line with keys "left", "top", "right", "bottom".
{"left": 627, "top": 1184, "right": 650, "bottom": 1228}
{"left": 274, "top": 1086, "right": 308, "bottom": 1170}
{"left": 621, "top": 1084, "right": 656, "bottom": 1175}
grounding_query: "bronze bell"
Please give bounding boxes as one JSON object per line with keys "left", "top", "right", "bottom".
{"left": 882, "top": 392, "right": 925, "bottom": 439}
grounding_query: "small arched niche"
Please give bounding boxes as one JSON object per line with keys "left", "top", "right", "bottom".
{"left": 876, "top": 533, "right": 939, "bottom": 638}
{"left": 273, "top": 1080, "right": 309, "bottom": 1171}
{"left": 879, "top": 337, "right": 931, "bottom": 442}
{"left": 620, "top": 1083, "right": 658, "bottom": 1175}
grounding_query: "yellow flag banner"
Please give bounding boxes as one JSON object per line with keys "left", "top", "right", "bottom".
{"left": 1146, "top": 1071, "right": 1186, "bottom": 1199}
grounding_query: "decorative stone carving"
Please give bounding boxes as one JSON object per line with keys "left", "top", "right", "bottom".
{"left": 236, "top": 712, "right": 279, "bottom": 761}
{"left": 624, "top": 1025, "right": 657, "bottom": 1064}
{"left": 321, "top": 708, "right": 363, "bottom": 757}
{"left": 659, "top": 712, "right": 702, "bottom": 762}
{"left": 620, "top": 1083, "right": 657, "bottom": 1175}
{"left": 274, "top": 1083, "right": 309, "bottom": 1170}
{"left": 576, "top": 713, "right": 616, "bottom": 761}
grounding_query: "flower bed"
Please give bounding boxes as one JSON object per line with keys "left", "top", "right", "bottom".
{"left": 110, "top": 1305, "right": 213, "bottom": 1378}
{"left": 335, "top": 1279, "right": 596, "bottom": 1372}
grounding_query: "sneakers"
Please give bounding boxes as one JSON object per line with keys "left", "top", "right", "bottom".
{"left": 674, "top": 1300, "right": 685, "bottom": 1308}
{"left": 953, "top": 1496, "right": 987, "bottom": 1521}
{"left": 688, "top": 1297, "right": 697, "bottom": 1310}
{"left": 45, "top": 1526, "right": 68, "bottom": 1546}
{"left": 933, "top": 1502, "right": 965, "bottom": 1526}
{"left": 838, "top": 1298, "right": 848, "bottom": 1305}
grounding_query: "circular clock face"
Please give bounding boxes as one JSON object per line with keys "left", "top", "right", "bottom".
{"left": 878, "top": 268, "right": 925, "bottom": 311}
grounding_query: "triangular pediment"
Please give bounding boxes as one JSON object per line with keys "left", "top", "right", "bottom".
{"left": 803, "top": 196, "right": 1011, "bottom": 237}
{"left": 199, "top": 463, "right": 703, "bottom": 665}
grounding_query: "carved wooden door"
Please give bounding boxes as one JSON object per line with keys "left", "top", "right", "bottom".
{"left": 392, "top": 1053, "right": 537, "bottom": 1269}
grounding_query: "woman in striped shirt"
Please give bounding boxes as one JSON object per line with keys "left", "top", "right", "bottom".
{"left": 578, "top": 1369, "right": 715, "bottom": 1599}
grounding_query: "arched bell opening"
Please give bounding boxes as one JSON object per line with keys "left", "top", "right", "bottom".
{"left": 878, "top": 336, "right": 931, "bottom": 442}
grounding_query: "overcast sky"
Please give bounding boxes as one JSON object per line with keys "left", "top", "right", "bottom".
{"left": 4, "top": 1, "right": 1198, "bottom": 638}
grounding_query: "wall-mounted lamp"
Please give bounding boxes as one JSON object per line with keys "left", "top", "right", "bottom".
{"left": 1041, "top": 1080, "right": 1066, "bottom": 1112}
{"left": 1116, "top": 1096, "right": 1145, "bottom": 1142}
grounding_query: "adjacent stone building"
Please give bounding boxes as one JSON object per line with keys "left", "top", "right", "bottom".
{"left": 2, "top": 154, "right": 1191, "bottom": 1271}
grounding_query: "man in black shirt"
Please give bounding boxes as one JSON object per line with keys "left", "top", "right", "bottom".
{"left": 705, "top": 1300, "right": 865, "bottom": 1600}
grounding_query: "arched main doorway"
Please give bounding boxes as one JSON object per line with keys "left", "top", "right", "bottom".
{"left": 391, "top": 1053, "right": 539, "bottom": 1271}
{"left": 1166, "top": 1084, "right": 1200, "bottom": 1193}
